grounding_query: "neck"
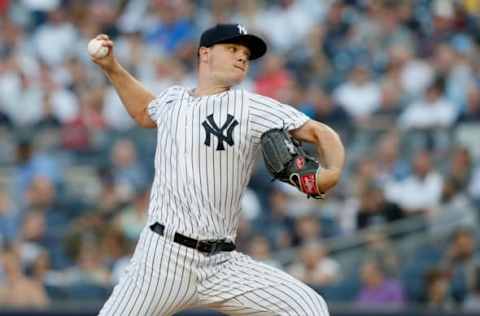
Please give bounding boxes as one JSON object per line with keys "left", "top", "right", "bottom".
{"left": 195, "top": 73, "right": 232, "bottom": 96}
{"left": 193, "top": 83, "right": 231, "bottom": 96}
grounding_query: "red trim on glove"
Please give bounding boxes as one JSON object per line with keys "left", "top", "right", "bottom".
{"left": 299, "top": 173, "right": 319, "bottom": 195}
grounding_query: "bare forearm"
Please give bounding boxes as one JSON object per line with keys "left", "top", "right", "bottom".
{"left": 103, "top": 63, "right": 156, "bottom": 127}
{"left": 312, "top": 124, "right": 345, "bottom": 191}
{"left": 89, "top": 34, "right": 156, "bottom": 128}
{"left": 313, "top": 124, "right": 345, "bottom": 172}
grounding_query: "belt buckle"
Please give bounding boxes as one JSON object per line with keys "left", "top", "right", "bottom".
{"left": 197, "top": 240, "right": 219, "bottom": 256}
{"left": 208, "top": 241, "right": 218, "bottom": 256}
{"left": 194, "top": 239, "right": 202, "bottom": 252}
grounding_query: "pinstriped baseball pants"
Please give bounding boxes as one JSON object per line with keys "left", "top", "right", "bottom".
{"left": 98, "top": 226, "right": 329, "bottom": 316}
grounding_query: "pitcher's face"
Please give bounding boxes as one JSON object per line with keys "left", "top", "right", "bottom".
{"left": 201, "top": 43, "right": 250, "bottom": 86}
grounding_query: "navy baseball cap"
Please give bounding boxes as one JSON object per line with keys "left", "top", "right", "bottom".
{"left": 199, "top": 24, "right": 267, "bottom": 60}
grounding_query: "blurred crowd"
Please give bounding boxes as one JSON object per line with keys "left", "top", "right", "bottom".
{"left": 1, "top": 0, "right": 480, "bottom": 312}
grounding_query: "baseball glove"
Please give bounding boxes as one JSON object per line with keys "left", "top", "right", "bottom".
{"left": 261, "top": 128, "right": 325, "bottom": 199}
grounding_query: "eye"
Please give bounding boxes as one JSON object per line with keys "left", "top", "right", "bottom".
{"left": 228, "top": 46, "right": 236, "bottom": 53}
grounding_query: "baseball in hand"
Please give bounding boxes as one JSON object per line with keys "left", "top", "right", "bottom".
{"left": 87, "top": 38, "right": 109, "bottom": 59}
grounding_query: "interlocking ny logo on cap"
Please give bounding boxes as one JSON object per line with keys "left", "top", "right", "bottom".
{"left": 237, "top": 24, "right": 248, "bottom": 35}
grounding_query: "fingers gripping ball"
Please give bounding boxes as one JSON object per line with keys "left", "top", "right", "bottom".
{"left": 87, "top": 38, "right": 109, "bottom": 59}
{"left": 261, "top": 128, "right": 325, "bottom": 199}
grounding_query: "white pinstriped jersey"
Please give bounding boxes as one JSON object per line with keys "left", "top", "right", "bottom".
{"left": 100, "top": 85, "right": 331, "bottom": 316}
{"left": 146, "top": 85, "right": 309, "bottom": 241}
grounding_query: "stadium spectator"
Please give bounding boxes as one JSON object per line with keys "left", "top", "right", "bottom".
{"left": 367, "top": 81, "right": 405, "bottom": 131}
{"left": 399, "top": 77, "right": 458, "bottom": 130}
{"left": 254, "top": 54, "right": 292, "bottom": 100}
{"left": 457, "top": 84, "right": 480, "bottom": 123}
{"left": 385, "top": 150, "right": 443, "bottom": 218}
{"left": 322, "top": 1, "right": 352, "bottom": 70}
{"left": 300, "top": 86, "right": 351, "bottom": 139}
{"left": 292, "top": 214, "right": 322, "bottom": 246}
{"left": 423, "top": 267, "right": 455, "bottom": 310}
{"left": 62, "top": 88, "right": 107, "bottom": 154}
{"left": 0, "top": 107, "right": 13, "bottom": 129}
{"left": 113, "top": 187, "right": 149, "bottom": 242}
{"left": 0, "top": 246, "right": 49, "bottom": 308}
{"left": 288, "top": 23, "right": 333, "bottom": 87}
{"left": 373, "top": 131, "right": 410, "bottom": 185}
{"left": 32, "top": 6, "right": 77, "bottom": 66}
{"left": 11, "top": 138, "right": 64, "bottom": 207}
{"left": 23, "top": 177, "right": 70, "bottom": 269}
{"left": 387, "top": 44, "right": 434, "bottom": 100}
{"left": 463, "top": 266, "right": 480, "bottom": 311}
{"left": 109, "top": 138, "right": 148, "bottom": 203}
{"left": 433, "top": 39, "right": 476, "bottom": 112}
{"left": 0, "top": 190, "right": 20, "bottom": 242}
{"left": 287, "top": 241, "right": 341, "bottom": 288}
{"left": 428, "top": 177, "right": 477, "bottom": 235}
{"left": 256, "top": 0, "right": 321, "bottom": 54}
{"left": 100, "top": 226, "right": 133, "bottom": 285}
{"left": 246, "top": 234, "right": 281, "bottom": 269}
{"left": 350, "top": 158, "right": 379, "bottom": 197}
{"left": 469, "top": 165, "right": 480, "bottom": 207}
{"left": 94, "top": 166, "right": 126, "bottom": 217}
{"left": 356, "top": 185, "right": 404, "bottom": 230}
{"left": 144, "top": 0, "right": 195, "bottom": 59}
{"left": 258, "top": 186, "right": 295, "bottom": 250}
{"left": 333, "top": 65, "right": 382, "bottom": 123}
{"left": 33, "top": 92, "right": 62, "bottom": 130}
{"left": 63, "top": 230, "right": 111, "bottom": 288}
{"left": 356, "top": 258, "right": 405, "bottom": 307}
{"left": 448, "top": 146, "right": 473, "bottom": 191}
{"left": 17, "top": 210, "right": 49, "bottom": 269}
{"left": 442, "top": 227, "right": 479, "bottom": 303}
{"left": 363, "top": 231, "right": 400, "bottom": 278}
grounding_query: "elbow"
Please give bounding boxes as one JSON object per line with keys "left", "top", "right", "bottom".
{"left": 133, "top": 112, "right": 156, "bottom": 128}
{"left": 137, "top": 120, "right": 156, "bottom": 128}
{"left": 314, "top": 124, "right": 342, "bottom": 145}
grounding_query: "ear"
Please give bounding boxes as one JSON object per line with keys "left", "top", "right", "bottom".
{"left": 198, "top": 47, "right": 210, "bottom": 63}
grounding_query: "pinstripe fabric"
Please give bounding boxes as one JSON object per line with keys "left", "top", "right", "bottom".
{"left": 98, "top": 85, "right": 329, "bottom": 315}
{"left": 99, "top": 230, "right": 329, "bottom": 315}
{"left": 98, "top": 228, "right": 199, "bottom": 316}
{"left": 145, "top": 86, "right": 309, "bottom": 241}
{"left": 198, "top": 252, "right": 329, "bottom": 316}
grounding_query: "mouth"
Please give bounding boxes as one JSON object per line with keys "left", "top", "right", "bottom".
{"left": 234, "top": 65, "right": 245, "bottom": 72}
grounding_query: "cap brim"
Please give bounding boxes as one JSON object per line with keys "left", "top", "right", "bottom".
{"left": 216, "top": 34, "right": 267, "bottom": 60}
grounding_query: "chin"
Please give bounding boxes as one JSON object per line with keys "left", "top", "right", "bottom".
{"left": 231, "top": 74, "right": 246, "bottom": 85}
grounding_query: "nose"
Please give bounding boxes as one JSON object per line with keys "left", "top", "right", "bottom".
{"left": 237, "top": 53, "right": 248, "bottom": 64}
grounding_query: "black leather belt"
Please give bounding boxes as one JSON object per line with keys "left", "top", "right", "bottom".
{"left": 149, "top": 222, "right": 236, "bottom": 256}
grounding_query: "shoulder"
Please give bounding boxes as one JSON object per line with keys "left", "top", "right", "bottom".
{"left": 151, "top": 85, "right": 187, "bottom": 107}
{"left": 244, "top": 91, "right": 282, "bottom": 108}
{"left": 161, "top": 85, "right": 187, "bottom": 100}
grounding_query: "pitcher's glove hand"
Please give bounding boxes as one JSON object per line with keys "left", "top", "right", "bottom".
{"left": 261, "top": 128, "right": 325, "bottom": 199}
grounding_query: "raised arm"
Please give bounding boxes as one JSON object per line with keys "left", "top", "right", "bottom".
{"left": 89, "top": 34, "right": 156, "bottom": 128}
{"left": 290, "top": 120, "right": 345, "bottom": 193}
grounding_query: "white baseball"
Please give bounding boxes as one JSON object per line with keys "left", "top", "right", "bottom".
{"left": 87, "top": 38, "right": 109, "bottom": 59}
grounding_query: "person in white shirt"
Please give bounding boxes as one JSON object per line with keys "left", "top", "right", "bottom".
{"left": 399, "top": 78, "right": 458, "bottom": 130}
{"left": 333, "top": 65, "right": 381, "bottom": 122}
{"left": 385, "top": 150, "right": 443, "bottom": 215}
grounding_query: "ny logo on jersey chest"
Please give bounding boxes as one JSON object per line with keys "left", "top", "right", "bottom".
{"left": 202, "top": 114, "right": 239, "bottom": 151}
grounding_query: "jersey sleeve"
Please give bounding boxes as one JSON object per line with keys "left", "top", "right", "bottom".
{"left": 147, "top": 86, "right": 182, "bottom": 123}
{"left": 247, "top": 92, "right": 310, "bottom": 140}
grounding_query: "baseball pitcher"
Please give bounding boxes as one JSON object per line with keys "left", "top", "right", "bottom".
{"left": 91, "top": 24, "right": 344, "bottom": 316}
